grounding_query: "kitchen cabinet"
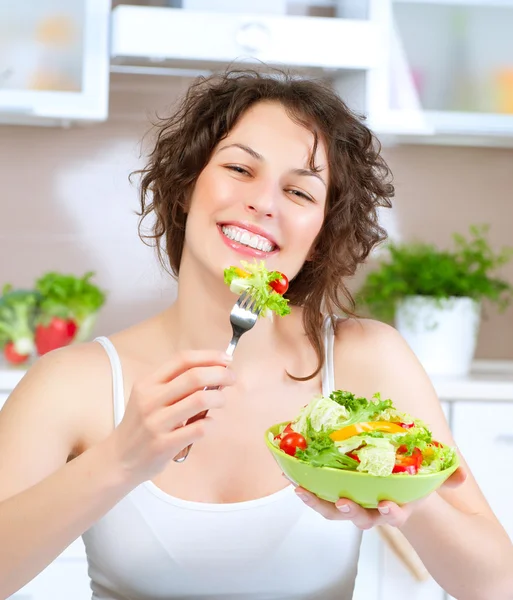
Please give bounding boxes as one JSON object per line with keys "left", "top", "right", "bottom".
{"left": 370, "top": 0, "right": 513, "bottom": 145}
{"left": 0, "top": 0, "right": 111, "bottom": 126}
{"left": 2, "top": 361, "right": 513, "bottom": 599}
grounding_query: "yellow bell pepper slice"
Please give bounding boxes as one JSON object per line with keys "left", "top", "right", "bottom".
{"left": 235, "top": 267, "right": 250, "bottom": 278}
{"left": 329, "top": 421, "right": 406, "bottom": 442}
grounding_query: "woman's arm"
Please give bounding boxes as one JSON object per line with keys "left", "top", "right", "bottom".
{"left": 364, "top": 322, "right": 513, "bottom": 600}
{"left": 0, "top": 345, "right": 137, "bottom": 598}
{"left": 0, "top": 342, "right": 234, "bottom": 599}
{"left": 296, "top": 318, "right": 513, "bottom": 600}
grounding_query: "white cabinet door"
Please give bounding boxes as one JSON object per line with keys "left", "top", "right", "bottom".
{"left": 370, "top": 0, "right": 513, "bottom": 143}
{"left": 0, "top": 0, "right": 110, "bottom": 126}
{"left": 111, "top": 4, "right": 384, "bottom": 72}
{"left": 448, "top": 401, "right": 513, "bottom": 600}
{"left": 452, "top": 401, "right": 513, "bottom": 540}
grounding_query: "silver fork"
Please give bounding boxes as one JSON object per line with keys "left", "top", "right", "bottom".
{"left": 172, "top": 289, "right": 262, "bottom": 463}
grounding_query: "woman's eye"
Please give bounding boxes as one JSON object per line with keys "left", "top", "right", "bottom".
{"left": 287, "top": 189, "right": 314, "bottom": 202}
{"left": 226, "top": 165, "right": 250, "bottom": 176}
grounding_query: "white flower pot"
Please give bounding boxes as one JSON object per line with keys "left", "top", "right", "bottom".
{"left": 395, "top": 296, "right": 481, "bottom": 377}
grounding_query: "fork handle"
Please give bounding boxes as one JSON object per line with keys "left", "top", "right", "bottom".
{"left": 172, "top": 335, "right": 239, "bottom": 463}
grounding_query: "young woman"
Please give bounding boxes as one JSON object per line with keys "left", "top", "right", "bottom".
{"left": 0, "top": 70, "right": 512, "bottom": 600}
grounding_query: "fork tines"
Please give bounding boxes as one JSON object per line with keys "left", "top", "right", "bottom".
{"left": 237, "top": 288, "right": 262, "bottom": 315}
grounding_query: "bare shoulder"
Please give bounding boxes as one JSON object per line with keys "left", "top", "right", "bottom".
{"left": 333, "top": 316, "right": 416, "bottom": 370}
{"left": 1, "top": 341, "right": 114, "bottom": 456}
{"left": 0, "top": 341, "right": 115, "bottom": 501}
{"left": 332, "top": 317, "right": 449, "bottom": 438}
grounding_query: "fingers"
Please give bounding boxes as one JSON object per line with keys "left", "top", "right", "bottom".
{"left": 163, "top": 388, "right": 227, "bottom": 427}
{"left": 156, "top": 365, "right": 236, "bottom": 407}
{"left": 293, "top": 485, "right": 413, "bottom": 529}
{"left": 148, "top": 350, "right": 232, "bottom": 385}
{"left": 166, "top": 414, "right": 216, "bottom": 450}
{"left": 442, "top": 465, "right": 467, "bottom": 489}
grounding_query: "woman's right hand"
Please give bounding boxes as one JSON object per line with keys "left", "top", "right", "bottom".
{"left": 108, "top": 350, "right": 234, "bottom": 483}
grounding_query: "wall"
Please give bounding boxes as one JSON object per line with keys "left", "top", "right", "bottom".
{"left": 1, "top": 73, "right": 512, "bottom": 359}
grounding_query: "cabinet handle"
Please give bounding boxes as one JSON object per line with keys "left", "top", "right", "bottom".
{"left": 495, "top": 434, "right": 513, "bottom": 444}
{"left": 236, "top": 22, "right": 271, "bottom": 52}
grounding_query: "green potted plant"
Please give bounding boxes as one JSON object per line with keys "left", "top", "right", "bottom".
{"left": 357, "top": 224, "right": 513, "bottom": 377}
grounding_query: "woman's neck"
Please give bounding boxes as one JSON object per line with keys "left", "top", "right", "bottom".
{"left": 159, "top": 256, "right": 292, "bottom": 366}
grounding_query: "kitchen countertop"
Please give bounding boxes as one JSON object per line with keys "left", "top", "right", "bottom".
{"left": 1, "top": 358, "right": 513, "bottom": 404}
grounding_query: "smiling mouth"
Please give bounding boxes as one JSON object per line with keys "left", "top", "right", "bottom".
{"left": 220, "top": 225, "right": 277, "bottom": 252}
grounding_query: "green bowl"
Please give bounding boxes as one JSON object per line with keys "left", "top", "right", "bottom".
{"left": 265, "top": 423, "right": 460, "bottom": 508}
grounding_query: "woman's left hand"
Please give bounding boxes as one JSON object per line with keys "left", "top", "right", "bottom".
{"left": 290, "top": 466, "right": 467, "bottom": 529}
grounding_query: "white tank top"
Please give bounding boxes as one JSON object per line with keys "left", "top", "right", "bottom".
{"left": 83, "top": 317, "right": 362, "bottom": 600}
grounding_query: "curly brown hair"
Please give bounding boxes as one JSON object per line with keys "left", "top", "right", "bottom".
{"left": 134, "top": 68, "right": 394, "bottom": 381}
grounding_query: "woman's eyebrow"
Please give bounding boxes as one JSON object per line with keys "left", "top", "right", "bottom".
{"left": 217, "top": 143, "right": 263, "bottom": 161}
{"left": 291, "top": 167, "right": 327, "bottom": 188}
{"left": 217, "top": 143, "right": 327, "bottom": 187}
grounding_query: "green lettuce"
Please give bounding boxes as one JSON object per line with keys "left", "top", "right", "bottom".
{"left": 356, "top": 440, "right": 397, "bottom": 477}
{"left": 35, "top": 272, "right": 106, "bottom": 340}
{"left": 223, "top": 260, "right": 290, "bottom": 318}
{"left": 329, "top": 390, "right": 393, "bottom": 427}
{"left": 293, "top": 395, "right": 349, "bottom": 436}
{"left": 420, "top": 444, "right": 457, "bottom": 474}
{"left": 295, "top": 429, "right": 359, "bottom": 470}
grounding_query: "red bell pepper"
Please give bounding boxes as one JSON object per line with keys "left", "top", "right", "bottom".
{"left": 35, "top": 317, "right": 78, "bottom": 355}
{"left": 392, "top": 446, "right": 423, "bottom": 475}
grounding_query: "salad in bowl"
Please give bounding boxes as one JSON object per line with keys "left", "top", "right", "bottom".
{"left": 265, "top": 391, "right": 459, "bottom": 507}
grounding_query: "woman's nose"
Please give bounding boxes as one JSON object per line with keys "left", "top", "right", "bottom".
{"left": 244, "top": 186, "right": 278, "bottom": 218}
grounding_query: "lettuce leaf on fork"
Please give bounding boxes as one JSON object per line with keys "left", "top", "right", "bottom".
{"left": 223, "top": 260, "right": 291, "bottom": 318}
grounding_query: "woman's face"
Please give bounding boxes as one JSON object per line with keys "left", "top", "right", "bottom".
{"left": 183, "top": 101, "right": 329, "bottom": 284}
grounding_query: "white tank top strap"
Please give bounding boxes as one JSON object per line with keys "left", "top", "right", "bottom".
{"left": 321, "top": 314, "right": 337, "bottom": 397}
{"left": 94, "top": 336, "right": 126, "bottom": 427}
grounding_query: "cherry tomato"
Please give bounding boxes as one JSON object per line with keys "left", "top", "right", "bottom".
{"left": 269, "top": 273, "right": 289, "bottom": 295}
{"left": 273, "top": 423, "right": 294, "bottom": 441}
{"left": 279, "top": 432, "right": 307, "bottom": 457}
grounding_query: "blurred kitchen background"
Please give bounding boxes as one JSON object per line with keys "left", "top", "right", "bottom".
{"left": 1, "top": 0, "right": 513, "bottom": 362}
{"left": 1, "top": 0, "right": 512, "bottom": 360}
{"left": 1, "top": 2, "right": 513, "bottom": 599}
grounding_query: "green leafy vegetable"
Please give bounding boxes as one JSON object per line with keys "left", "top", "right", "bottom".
{"left": 293, "top": 395, "right": 349, "bottom": 436}
{"left": 393, "top": 428, "right": 433, "bottom": 455}
{"left": 280, "top": 388, "right": 458, "bottom": 476}
{"left": 356, "top": 441, "right": 396, "bottom": 477}
{"left": 295, "top": 429, "right": 359, "bottom": 470}
{"left": 223, "top": 260, "right": 290, "bottom": 318}
{"left": 420, "top": 444, "right": 457, "bottom": 474}
{"left": 357, "top": 224, "right": 513, "bottom": 323}
{"left": 329, "top": 390, "right": 393, "bottom": 427}
{"left": 35, "top": 272, "right": 106, "bottom": 327}
{"left": 0, "top": 285, "right": 40, "bottom": 355}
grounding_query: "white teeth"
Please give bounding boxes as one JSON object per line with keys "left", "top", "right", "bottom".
{"left": 240, "top": 231, "right": 251, "bottom": 246}
{"left": 248, "top": 235, "right": 260, "bottom": 249}
{"left": 221, "top": 225, "right": 275, "bottom": 252}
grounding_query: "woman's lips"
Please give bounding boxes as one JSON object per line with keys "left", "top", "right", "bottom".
{"left": 218, "top": 225, "right": 279, "bottom": 258}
